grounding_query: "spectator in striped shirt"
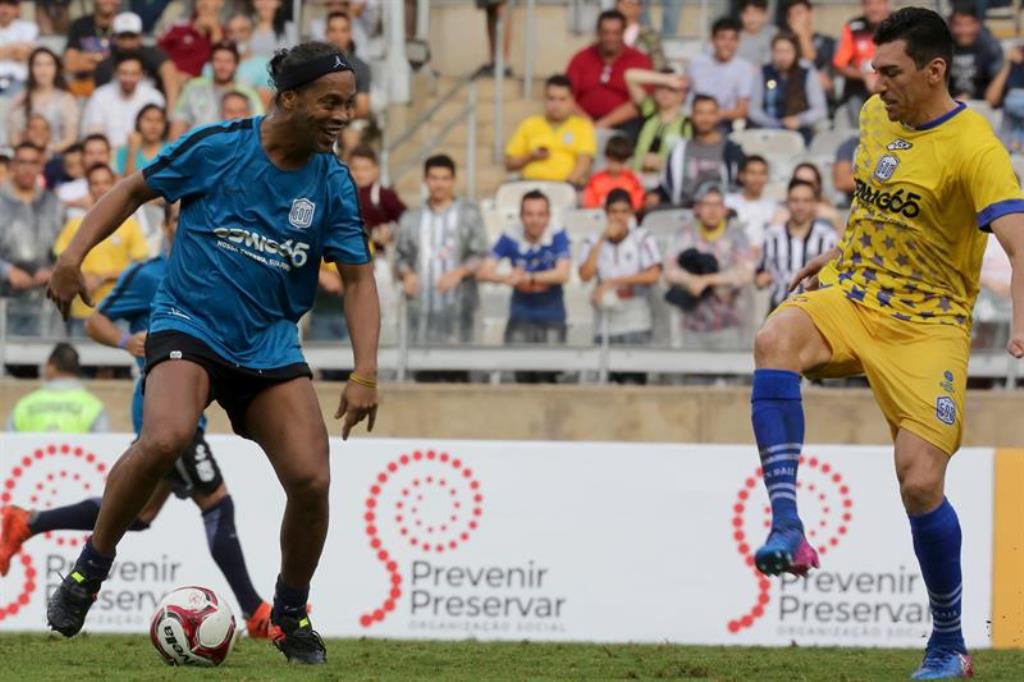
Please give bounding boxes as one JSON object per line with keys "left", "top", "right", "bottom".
{"left": 664, "top": 183, "right": 755, "bottom": 349}
{"left": 578, "top": 188, "right": 662, "bottom": 348}
{"left": 756, "top": 178, "right": 838, "bottom": 312}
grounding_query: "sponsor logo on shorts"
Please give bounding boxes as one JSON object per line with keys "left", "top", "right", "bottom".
{"left": 935, "top": 396, "right": 956, "bottom": 425}
{"left": 288, "top": 198, "right": 315, "bottom": 230}
{"left": 886, "top": 139, "right": 912, "bottom": 151}
{"left": 873, "top": 154, "right": 899, "bottom": 182}
{"left": 170, "top": 350, "right": 182, "bottom": 360}
{"left": 939, "top": 370, "right": 955, "bottom": 395}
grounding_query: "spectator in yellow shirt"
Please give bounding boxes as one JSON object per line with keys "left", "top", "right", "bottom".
{"left": 505, "top": 75, "right": 596, "bottom": 186}
{"left": 53, "top": 163, "right": 149, "bottom": 335}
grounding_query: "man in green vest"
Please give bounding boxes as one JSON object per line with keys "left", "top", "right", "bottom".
{"left": 6, "top": 343, "right": 109, "bottom": 433}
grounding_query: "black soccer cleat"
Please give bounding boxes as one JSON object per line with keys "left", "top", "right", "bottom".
{"left": 46, "top": 569, "right": 102, "bottom": 638}
{"left": 271, "top": 613, "right": 327, "bottom": 664}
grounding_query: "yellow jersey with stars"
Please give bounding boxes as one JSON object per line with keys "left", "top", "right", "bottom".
{"left": 820, "top": 95, "right": 1024, "bottom": 330}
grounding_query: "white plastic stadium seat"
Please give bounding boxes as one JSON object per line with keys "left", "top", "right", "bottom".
{"left": 563, "top": 208, "right": 606, "bottom": 241}
{"left": 661, "top": 37, "right": 706, "bottom": 71}
{"left": 808, "top": 129, "right": 852, "bottom": 157}
{"left": 494, "top": 180, "right": 578, "bottom": 215}
{"left": 641, "top": 208, "right": 693, "bottom": 254}
{"left": 729, "top": 129, "right": 806, "bottom": 158}
{"left": 482, "top": 205, "right": 518, "bottom": 241}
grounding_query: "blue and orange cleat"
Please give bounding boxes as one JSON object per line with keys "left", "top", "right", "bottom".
{"left": 754, "top": 526, "right": 820, "bottom": 577}
{"left": 910, "top": 649, "right": 974, "bottom": 680}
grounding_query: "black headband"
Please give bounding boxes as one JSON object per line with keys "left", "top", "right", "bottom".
{"left": 276, "top": 52, "right": 353, "bottom": 92}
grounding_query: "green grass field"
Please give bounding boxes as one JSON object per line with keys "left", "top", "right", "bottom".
{"left": 4, "top": 634, "right": 1024, "bottom": 681}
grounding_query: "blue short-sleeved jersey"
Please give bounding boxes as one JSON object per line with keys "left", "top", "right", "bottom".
{"left": 99, "top": 255, "right": 206, "bottom": 434}
{"left": 142, "top": 117, "right": 371, "bottom": 368}
{"left": 491, "top": 227, "right": 571, "bottom": 323}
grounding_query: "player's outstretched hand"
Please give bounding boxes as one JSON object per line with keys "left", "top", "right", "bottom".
{"left": 788, "top": 247, "right": 838, "bottom": 293}
{"left": 46, "top": 257, "right": 91, "bottom": 320}
{"left": 335, "top": 380, "right": 379, "bottom": 441}
{"left": 1007, "top": 333, "right": 1024, "bottom": 359}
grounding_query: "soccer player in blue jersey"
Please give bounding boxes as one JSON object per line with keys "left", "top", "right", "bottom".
{"left": 45, "top": 42, "right": 380, "bottom": 664}
{"left": 750, "top": 9, "right": 1024, "bottom": 679}
{"left": 0, "top": 202, "right": 276, "bottom": 638}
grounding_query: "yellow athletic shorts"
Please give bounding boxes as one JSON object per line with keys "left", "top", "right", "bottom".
{"left": 776, "top": 286, "right": 969, "bottom": 455}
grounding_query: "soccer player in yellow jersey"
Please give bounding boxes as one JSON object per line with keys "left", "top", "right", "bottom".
{"left": 749, "top": 8, "right": 1024, "bottom": 679}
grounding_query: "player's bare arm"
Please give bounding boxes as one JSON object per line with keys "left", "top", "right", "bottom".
{"left": 48, "top": 172, "right": 157, "bottom": 317}
{"left": 787, "top": 246, "right": 840, "bottom": 292}
{"left": 335, "top": 260, "right": 380, "bottom": 440}
{"left": 85, "top": 311, "right": 147, "bottom": 358}
{"left": 990, "top": 214, "right": 1024, "bottom": 358}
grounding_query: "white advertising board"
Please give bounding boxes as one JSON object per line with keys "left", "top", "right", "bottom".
{"left": 0, "top": 436, "right": 994, "bottom": 647}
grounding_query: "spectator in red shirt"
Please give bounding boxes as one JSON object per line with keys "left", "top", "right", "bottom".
{"left": 566, "top": 9, "right": 652, "bottom": 134}
{"left": 157, "top": 0, "right": 225, "bottom": 78}
{"left": 833, "top": 0, "right": 891, "bottom": 125}
{"left": 583, "top": 135, "right": 644, "bottom": 210}
{"left": 349, "top": 145, "right": 406, "bottom": 254}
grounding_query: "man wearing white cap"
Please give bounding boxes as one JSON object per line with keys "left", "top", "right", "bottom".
{"left": 94, "top": 12, "right": 181, "bottom": 112}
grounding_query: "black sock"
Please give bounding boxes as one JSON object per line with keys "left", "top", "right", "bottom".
{"left": 76, "top": 538, "right": 114, "bottom": 581}
{"left": 273, "top": 575, "right": 309, "bottom": 623}
{"left": 29, "top": 498, "right": 101, "bottom": 534}
{"left": 29, "top": 498, "right": 151, "bottom": 535}
{"left": 201, "top": 496, "right": 262, "bottom": 618}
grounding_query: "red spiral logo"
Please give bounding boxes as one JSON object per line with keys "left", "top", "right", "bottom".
{"left": 0, "top": 443, "right": 109, "bottom": 622}
{"left": 359, "top": 449, "right": 483, "bottom": 628}
{"left": 727, "top": 455, "right": 854, "bottom": 633}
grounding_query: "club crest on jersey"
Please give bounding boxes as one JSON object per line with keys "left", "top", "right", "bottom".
{"left": 874, "top": 154, "right": 899, "bottom": 182}
{"left": 935, "top": 396, "right": 956, "bottom": 426}
{"left": 289, "top": 198, "right": 315, "bottom": 229}
{"left": 887, "top": 138, "right": 913, "bottom": 151}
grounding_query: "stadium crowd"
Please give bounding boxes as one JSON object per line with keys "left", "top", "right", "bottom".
{"left": 0, "top": 0, "right": 1017, "bottom": 382}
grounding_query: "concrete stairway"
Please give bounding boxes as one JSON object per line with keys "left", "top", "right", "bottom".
{"left": 383, "top": 72, "right": 546, "bottom": 205}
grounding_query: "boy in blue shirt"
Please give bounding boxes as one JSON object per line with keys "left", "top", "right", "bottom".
{"left": 45, "top": 42, "right": 380, "bottom": 664}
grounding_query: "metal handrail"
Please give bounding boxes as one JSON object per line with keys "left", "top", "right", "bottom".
{"left": 388, "top": 80, "right": 480, "bottom": 201}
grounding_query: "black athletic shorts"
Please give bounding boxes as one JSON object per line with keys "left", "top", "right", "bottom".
{"left": 144, "top": 330, "right": 313, "bottom": 439}
{"left": 166, "top": 430, "right": 224, "bottom": 499}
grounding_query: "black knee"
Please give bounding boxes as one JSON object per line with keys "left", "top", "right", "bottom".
{"left": 285, "top": 470, "right": 331, "bottom": 505}
{"left": 128, "top": 518, "right": 151, "bottom": 531}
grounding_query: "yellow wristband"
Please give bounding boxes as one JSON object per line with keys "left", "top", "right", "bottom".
{"left": 349, "top": 372, "right": 378, "bottom": 389}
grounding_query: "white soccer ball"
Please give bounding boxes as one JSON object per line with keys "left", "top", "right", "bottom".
{"left": 149, "top": 586, "right": 237, "bottom": 666}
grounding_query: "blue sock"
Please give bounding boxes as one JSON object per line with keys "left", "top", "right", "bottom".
{"left": 76, "top": 538, "right": 114, "bottom": 581}
{"left": 273, "top": 575, "right": 309, "bottom": 623}
{"left": 751, "top": 369, "right": 804, "bottom": 531}
{"left": 909, "top": 498, "right": 965, "bottom": 653}
{"left": 202, "top": 496, "right": 263, "bottom": 618}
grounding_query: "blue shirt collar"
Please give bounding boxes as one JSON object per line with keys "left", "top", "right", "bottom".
{"left": 913, "top": 101, "right": 966, "bottom": 131}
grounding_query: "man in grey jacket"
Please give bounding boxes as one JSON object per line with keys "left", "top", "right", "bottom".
{"left": 395, "top": 154, "right": 487, "bottom": 350}
{"left": 0, "top": 143, "right": 65, "bottom": 336}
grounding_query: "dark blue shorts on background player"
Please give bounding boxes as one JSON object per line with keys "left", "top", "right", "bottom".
{"left": 139, "top": 117, "right": 370, "bottom": 436}
{"left": 98, "top": 257, "right": 221, "bottom": 499}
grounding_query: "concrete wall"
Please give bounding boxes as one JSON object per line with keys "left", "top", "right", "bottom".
{"left": 2, "top": 379, "right": 1023, "bottom": 446}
